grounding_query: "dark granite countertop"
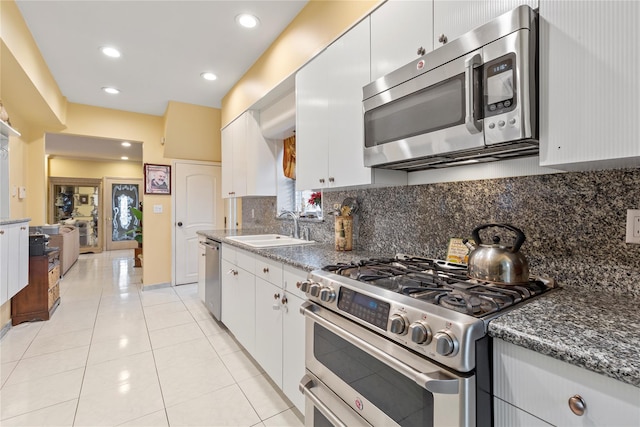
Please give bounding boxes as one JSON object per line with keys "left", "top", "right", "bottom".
{"left": 0, "top": 218, "right": 30, "bottom": 225}
{"left": 198, "top": 228, "right": 640, "bottom": 388}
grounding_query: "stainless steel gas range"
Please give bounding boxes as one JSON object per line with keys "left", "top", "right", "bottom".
{"left": 298, "top": 255, "right": 555, "bottom": 427}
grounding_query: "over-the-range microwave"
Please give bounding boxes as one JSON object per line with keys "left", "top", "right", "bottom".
{"left": 363, "top": 5, "right": 538, "bottom": 171}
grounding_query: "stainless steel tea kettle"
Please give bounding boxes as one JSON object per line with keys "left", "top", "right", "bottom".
{"left": 464, "top": 224, "right": 530, "bottom": 285}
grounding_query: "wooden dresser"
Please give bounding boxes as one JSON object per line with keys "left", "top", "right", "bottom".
{"left": 11, "top": 249, "right": 61, "bottom": 325}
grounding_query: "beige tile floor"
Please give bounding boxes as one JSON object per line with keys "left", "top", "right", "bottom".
{"left": 0, "top": 250, "right": 304, "bottom": 427}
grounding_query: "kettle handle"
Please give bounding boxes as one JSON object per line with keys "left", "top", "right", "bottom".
{"left": 471, "top": 224, "right": 526, "bottom": 253}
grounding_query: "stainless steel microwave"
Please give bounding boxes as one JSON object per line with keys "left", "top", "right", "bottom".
{"left": 363, "top": 5, "right": 538, "bottom": 171}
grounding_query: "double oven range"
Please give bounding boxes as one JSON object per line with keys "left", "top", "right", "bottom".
{"left": 298, "top": 255, "right": 555, "bottom": 426}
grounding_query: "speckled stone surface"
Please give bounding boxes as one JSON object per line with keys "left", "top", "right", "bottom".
{"left": 489, "top": 287, "right": 640, "bottom": 387}
{"left": 0, "top": 218, "right": 30, "bottom": 225}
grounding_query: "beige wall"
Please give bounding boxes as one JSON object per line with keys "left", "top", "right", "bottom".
{"left": 48, "top": 158, "right": 143, "bottom": 180}
{"left": 163, "top": 101, "right": 221, "bottom": 162}
{"left": 221, "top": 0, "right": 382, "bottom": 126}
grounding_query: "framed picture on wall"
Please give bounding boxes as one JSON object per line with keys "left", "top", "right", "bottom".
{"left": 144, "top": 163, "right": 171, "bottom": 195}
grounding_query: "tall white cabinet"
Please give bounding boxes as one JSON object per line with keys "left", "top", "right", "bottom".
{"left": 295, "top": 17, "right": 406, "bottom": 192}
{"left": 0, "top": 221, "right": 29, "bottom": 306}
{"left": 539, "top": 0, "right": 640, "bottom": 170}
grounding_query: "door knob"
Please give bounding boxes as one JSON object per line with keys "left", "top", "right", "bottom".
{"left": 177, "top": 222, "right": 183, "bottom": 227}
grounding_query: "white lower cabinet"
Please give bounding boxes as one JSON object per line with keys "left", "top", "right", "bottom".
{"left": 0, "top": 221, "right": 29, "bottom": 306}
{"left": 254, "top": 276, "right": 283, "bottom": 386}
{"left": 493, "top": 339, "right": 640, "bottom": 426}
{"left": 221, "top": 244, "right": 307, "bottom": 413}
{"left": 197, "top": 237, "right": 206, "bottom": 303}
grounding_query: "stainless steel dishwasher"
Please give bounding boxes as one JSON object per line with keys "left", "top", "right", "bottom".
{"left": 203, "top": 238, "right": 221, "bottom": 321}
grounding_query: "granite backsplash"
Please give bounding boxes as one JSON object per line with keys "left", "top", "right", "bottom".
{"left": 241, "top": 167, "right": 640, "bottom": 296}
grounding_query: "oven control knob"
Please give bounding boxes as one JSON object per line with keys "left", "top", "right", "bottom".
{"left": 298, "top": 281, "right": 311, "bottom": 293}
{"left": 434, "top": 331, "right": 458, "bottom": 356}
{"left": 409, "top": 321, "right": 433, "bottom": 345}
{"left": 309, "top": 283, "right": 321, "bottom": 297}
{"left": 319, "top": 286, "right": 336, "bottom": 303}
{"left": 389, "top": 314, "right": 409, "bottom": 335}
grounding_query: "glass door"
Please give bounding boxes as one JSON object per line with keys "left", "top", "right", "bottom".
{"left": 48, "top": 177, "right": 103, "bottom": 253}
{"left": 103, "top": 178, "right": 142, "bottom": 251}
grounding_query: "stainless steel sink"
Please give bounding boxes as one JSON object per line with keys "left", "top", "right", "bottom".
{"left": 226, "top": 234, "right": 315, "bottom": 248}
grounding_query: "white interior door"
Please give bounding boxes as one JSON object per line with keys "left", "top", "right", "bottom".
{"left": 103, "top": 178, "right": 142, "bottom": 251}
{"left": 174, "top": 161, "right": 223, "bottom": 285}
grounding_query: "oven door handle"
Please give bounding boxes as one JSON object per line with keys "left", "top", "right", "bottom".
{"left": 299, "top": 374, "right": 366, "bottom": 427}
{"left": 302, "top": 302, "right": 460, "bottom": 395}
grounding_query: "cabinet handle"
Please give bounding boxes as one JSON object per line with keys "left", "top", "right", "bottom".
{"left": 568, "top": 395, "right": 586, "bottom": 416}
{"left": 0, "top": 230, "right": 4, "bottom": 235}
{"left": 328, "top": 177, "right": 334, "bottom": 183}
{"left": 281, "top": 295, "right": 288, "bottom": 305}
{"left": 227, "top": 269, "right": 238, "bottom": 276}
{"left": 319, "top": 178, "right": 325, "bottom": 184}
{"left": 21, "top": 226, "right": 27, "bottom": 230}
{"left": 263, "top": 267, "right": 269, "bottom": 273}
{"left": 273, "top": 293, "right": 281, "bottom": 300}
{"left": 438, "top": 33, "right": 448, "bottom": 44}
{"left": 417, "top": 46, "right": 426, "bottom": 56}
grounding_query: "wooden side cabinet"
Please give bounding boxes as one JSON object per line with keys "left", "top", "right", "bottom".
{"left": 11, "top": 250, "right": 61, "bottom": 325}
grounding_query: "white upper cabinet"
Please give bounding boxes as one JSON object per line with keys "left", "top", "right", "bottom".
{"left": 0, "top": 220, "right": 29, "bottom": 305}
{"left": 221, "top": 111, "right": 276, "bottom": 198}
{"left": 539, "top": 0, "right": 640, "bottom": 170}
{"left": 295, "top": 17, "right": 406, "bottom": 191}
{"left": 433, "top": 0, "right": 538, "bottom": 48}
{"left": 370, "top": 0, "right": 434, "bottom": 82}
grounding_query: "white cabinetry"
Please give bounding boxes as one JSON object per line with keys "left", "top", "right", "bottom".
{"left": 197, "top": 237, "right": 206, "bottom": 303}
{"left": 539, "top": 0, "right": 640, "bottom": 170}
{"left": 433, "top": 0, "right": 538, "bottom": 48}
{"left": 370, "top": 0, "right": 433, "bottom": 82}
{"left": 221, "top": 246, "right": 256, "bottom": 354}
{"left": 0, "top": 221, "right": 29, "bottom": 305}
{"left": 295, "top": 18, "right": 406, "bottom": 192}
{"left": 494, "top": 339, "right": 640, "bottom": 426}
{"left": 220, "top": 244, "right": 307, "bottom": 412}
{"left": 221, "top": 110, "right": 276, "bottom": 198}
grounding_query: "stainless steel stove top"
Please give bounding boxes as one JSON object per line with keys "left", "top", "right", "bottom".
{"left": 299, "top": 254, "right": 555, "bottom": 372}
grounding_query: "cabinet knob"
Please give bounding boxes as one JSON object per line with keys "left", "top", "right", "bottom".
{"left": 0, "top": 230, "right": 4, "bottom": 235}
{"left": 568, "top": 395, "right": 586, "bottom": 416}
{"left": 21, "top": 226, "right": 27, "bottom": 231}
{"left": 319, "top": 178, "right": 325, "bottom": 184}
{"left": 273, "top": 293, "right": 280, "bottom": 300}
{"left": 417, "top": 46, "right": 426, "bottom": 56}
{"left": 328, "top": 177, "right": 334, "bottom": 183}
{"left": 281, "top": 295, "right": 288, "bottom": 305}
{"left": 438, "top": 33, "right": 448, "bottom": 44}
{"left": 263, "top": 267, "right": 269, "bottom": 273}
{"left": 227, "top": 269, "right": 238, "bottom": 276}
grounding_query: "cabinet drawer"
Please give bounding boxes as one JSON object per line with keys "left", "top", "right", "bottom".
{"left": 255, "top": 256, "right": 283, "bottom": 287}
{"left": 494, "top": 339, "right": 640, "bottom": 426}
{"left": 48, "top": 283, "right": 60, "bottom": 309}
{"left": 283, "top": 265, "right": 309, "bottom": 300}
{"left": 236, "top": 248, "right": 255, "bottom": 273}
{"left": 221, "top": 244, "right": 238, "bottom": 263}
{"left": 48, "top": 264, "right": 60, "bottom": 288}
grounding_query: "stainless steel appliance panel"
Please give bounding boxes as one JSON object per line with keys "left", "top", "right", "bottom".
{"left": 203, "top": 238, "right": 221, "bottom": 320}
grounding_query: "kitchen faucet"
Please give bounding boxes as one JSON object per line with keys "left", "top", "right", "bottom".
{"left": 278, "top": 210, "right": 300, "bottom": 239}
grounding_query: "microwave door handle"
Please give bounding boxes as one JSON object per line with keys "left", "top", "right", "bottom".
{"left": 465, "top": 53, "right": 482, "bottom": 134}
{"left": 302, "top": 303, "right": 460, "bottom": 395}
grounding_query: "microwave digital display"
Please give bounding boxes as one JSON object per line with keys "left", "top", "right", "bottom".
{"left": 484, "top": 54, "right": 516, "bottom": 116}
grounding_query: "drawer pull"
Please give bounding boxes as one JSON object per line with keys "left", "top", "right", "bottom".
{"left": 263, "top": 267, "right": 269, "bottom": 273}
{"left": 568, "top": 394, "right": 586, "bottom": 416}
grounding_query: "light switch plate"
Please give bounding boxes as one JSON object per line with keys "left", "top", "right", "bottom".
{"left": 18, "top": 186, "right": 26, "bottom": 199}
{"left": 153, "top": 204, "right": 163, "bottom": 214}
{"left": 626, "top": 209, "right": 640, "bottom": 244}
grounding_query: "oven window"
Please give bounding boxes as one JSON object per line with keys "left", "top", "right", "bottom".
{"left": 314, "top": 324, "right": 434, "bottom": 427}
{"left": 364, "top": 74, "right": 465, "bottom": 148}
{"left": 313, "top": 408, "right": 334, "bottom": 427}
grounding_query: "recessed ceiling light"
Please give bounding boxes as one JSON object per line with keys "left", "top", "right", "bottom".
{"left": 121, "top": 156, "right": 129, "bottom": 160}
{"left": 102, "top": 87, "right": 120, "bottom": 94}
{"left": 201, "top": 72, "right": 217, "bottom": 81}
{"left": 100, "top": 46, "right": 121, "bottom": 58}
{"left": 121, "top": 141, "right": 131, "bottom": 147}
{"left": 236, "top": 14, "right": 259, "bottom": 29}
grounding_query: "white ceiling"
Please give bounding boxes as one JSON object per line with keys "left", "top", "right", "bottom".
{"left": 16, "top": 0, "right": 308, "bottom": 161}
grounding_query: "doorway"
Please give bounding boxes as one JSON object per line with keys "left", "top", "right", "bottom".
{"left": 48, "top": 177, "right": 103, "bottom": 253}
{"left": 103, "top": 178, "right": 143, "bottom": 251}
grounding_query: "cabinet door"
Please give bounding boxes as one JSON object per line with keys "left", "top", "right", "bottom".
{"left": 245, "top": 111, "right": 276, "bottom": 197}
{"left": 327, "top": 18, "right": 373, "bottom": 188}
{"left": 295, "top": 50, "right": 330, "bottom": 192}
{"left": 254, "top": 277, "right": 283, "bottom": 387}
{"left": 0, "top": 224, "right": 8, "bottom": 305}
{"left": 197, "top": 241, "right": 205, "bottom": 303}
{"left": 221, "top": 259, "right": 255, "bottom": 354}
{"left": 539, "top": 0, "right": 640, "bottom": 170}
{"left": 433, "top": 0, "right": 537, "bottom": 48}
{"left": 11, "top": 223, "right": 29, "bottom": 299}
{"left": 221, "top": 124, "right": 235, "bottom": 198}
{"left": 370, "top": 0, "right": 434, "bottom": 81}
